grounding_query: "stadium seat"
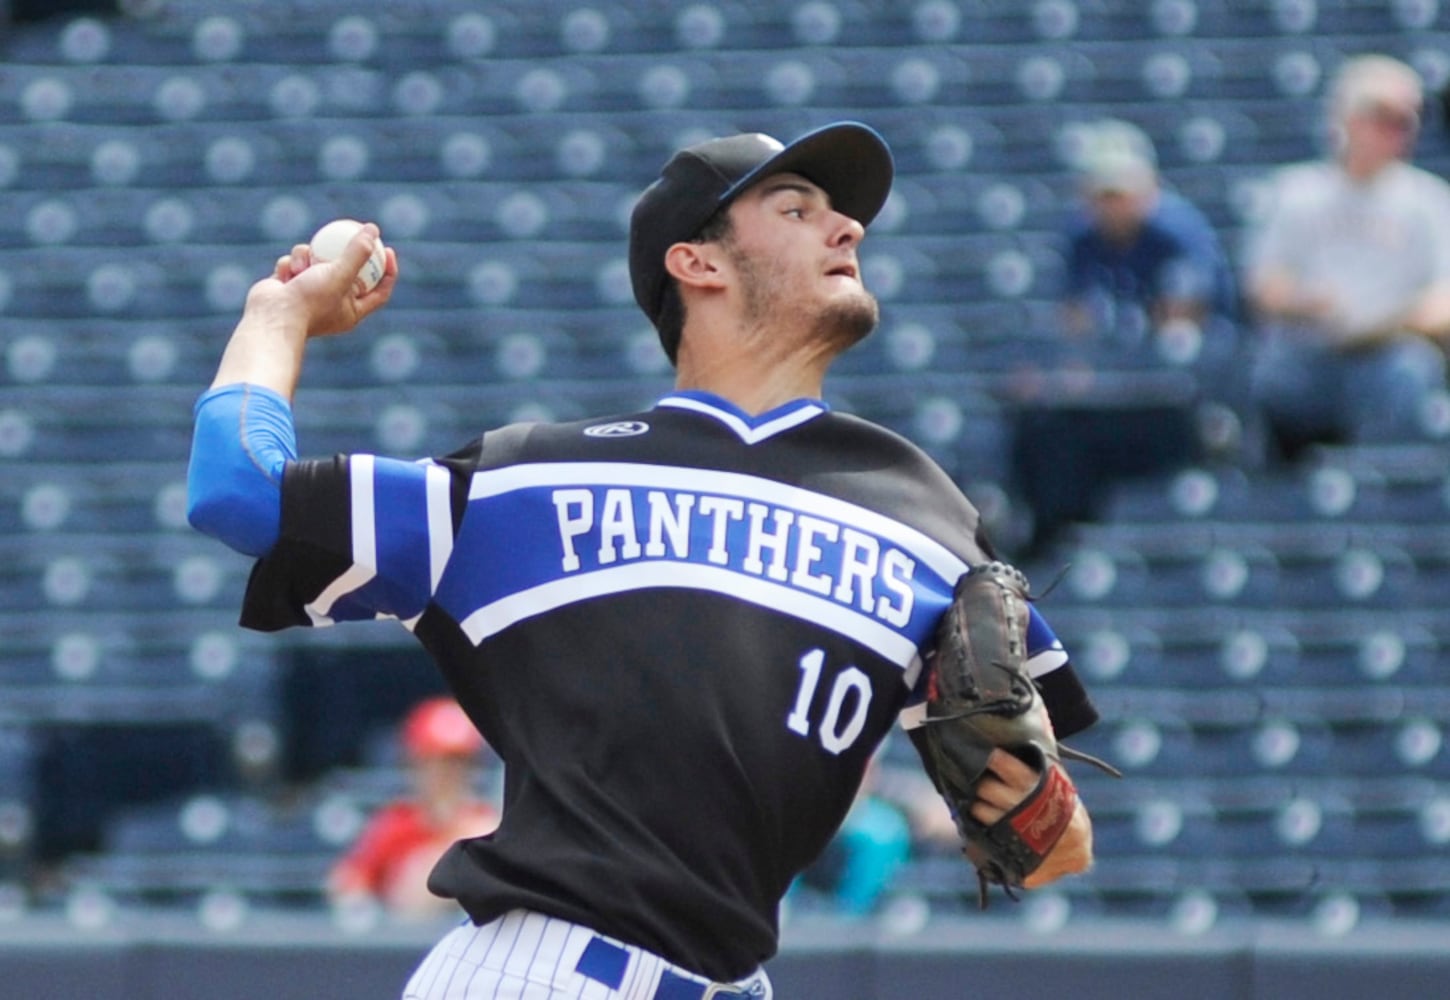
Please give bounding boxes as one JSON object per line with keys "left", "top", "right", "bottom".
{"left": 1049, "top": 542, "right": 1151, "bottom": 606}
{"left": 1325, "top": 718, "right": 1448, "bottom": 778}
{"left": 1279, "top": 612, "right": 1440, "bottom": 686}
{"left": 68, "top": 790, "right": 337, "bottom": 908}
{"left": 1273, "top": 540, "right": 1417, "bottom": 609}
{"left": 1207, "top": 792, "right": 1348, "bottom": 858}
{"left": 1164, "top": 543, "right": 1281, "bottom": 607}
{"left": 1100, "top": 464, "right": 1247, "bottom": 523}
{"left": 1, "top": 461, "right": 191, "bottom": 536}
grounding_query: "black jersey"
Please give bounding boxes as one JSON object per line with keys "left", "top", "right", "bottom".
{"left": 239, "top": 391, "right": 1098, "bottom": 980}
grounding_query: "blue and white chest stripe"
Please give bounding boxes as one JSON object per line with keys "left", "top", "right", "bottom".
{"left": 433, "top": 462, "right": 970, "bottom": 673}
{"left": 301, "top": 454, "right": 1067, "bottom": 686}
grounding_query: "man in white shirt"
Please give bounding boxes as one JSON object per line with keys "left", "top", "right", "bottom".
{"left": 1245, "top": 53, "right": 1450, "bottom": 460}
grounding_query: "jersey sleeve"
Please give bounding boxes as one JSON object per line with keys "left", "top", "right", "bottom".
{"left": 898, "top": 604, "right": 1098, "bottom": 739}
{"left": 186, "top": 383, "right": 297, "bottom": 558}
{"left": 239, "top": 452, "right": 459, "bottom": 632}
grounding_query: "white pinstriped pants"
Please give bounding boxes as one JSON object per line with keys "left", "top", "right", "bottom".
{"left": 402, "top": 910, "right": 773, "bottom": 1000}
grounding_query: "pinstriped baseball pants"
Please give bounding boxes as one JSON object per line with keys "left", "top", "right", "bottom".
{"left": 402, "top": 910, "right": 773, "bottom": 1000}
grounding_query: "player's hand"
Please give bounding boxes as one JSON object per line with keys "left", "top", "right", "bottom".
{"left": 248, "top": 222, "right": 399, "bottom": 339}
{"left": 969, "top": 748, "right": 1094, "bottom": 887}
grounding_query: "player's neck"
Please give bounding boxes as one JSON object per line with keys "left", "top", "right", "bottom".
{"left": 671, "top": 294, "right": 864, "bottom": 413}
{"left": 674, "top": 350, "right": 829, "bottom": 415}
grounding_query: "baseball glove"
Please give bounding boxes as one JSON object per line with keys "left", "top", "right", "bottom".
{"left": 920, "top": 561, "right": 1119, "bottom": 906}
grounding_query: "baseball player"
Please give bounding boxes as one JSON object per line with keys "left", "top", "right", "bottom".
{"left": 188, "top": 122, "right": 1102, "bottom": 999}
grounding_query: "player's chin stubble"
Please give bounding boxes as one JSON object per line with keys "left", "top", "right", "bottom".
{"left": 735, "top": 249, "right": 879, "bottom": 352}
{"left": 816, "top": 293, "right": 880, "bottom": 351}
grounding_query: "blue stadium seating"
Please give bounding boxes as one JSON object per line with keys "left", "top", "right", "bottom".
{"left": 2, "top": 0, "right": 1448, "bottom": 925}
{"left": 64, "top": 791, "right": 340, "bottom": 908}
{"left": 0, "top": 725, "right": 38, "bottom": 881}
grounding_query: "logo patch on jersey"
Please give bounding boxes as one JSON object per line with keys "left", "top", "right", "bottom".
{"left": 584, "top": 421, "right": 650, "bottom": 438}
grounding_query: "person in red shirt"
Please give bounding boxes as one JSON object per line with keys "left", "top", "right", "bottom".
{"left": 329, "top": 697, "right": 501, "bottom": 921}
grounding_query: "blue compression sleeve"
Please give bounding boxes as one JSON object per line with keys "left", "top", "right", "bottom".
{"left": 187, "top": 383, "right": 297, "bottom": 557}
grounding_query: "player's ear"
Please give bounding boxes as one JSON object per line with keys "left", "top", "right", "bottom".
{"left": 664, "top": 241, "right": 728, "bottom": 292}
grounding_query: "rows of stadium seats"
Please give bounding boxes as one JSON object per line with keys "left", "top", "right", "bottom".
{"left": 0, "top": 0, "right": 1447, "bottom": 934}
{"left": 1002, "top": 440, "right": 1450, "bottom": 923}
{"left": 6, "top": 2, "right": 1444, "bottom": 62}
{"left": 908, "top": 768, "right": 1450, "bottom": 881}
{"left": 1057, "top": 607, "right": 1445, "bottom": 688}
{"left": 1038, "top": 531, "right": 1447, "bottom": 610}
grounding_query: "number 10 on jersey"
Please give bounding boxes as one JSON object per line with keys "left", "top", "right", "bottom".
{"left": 786, "top": 649, "right": 873, "bottom": 755}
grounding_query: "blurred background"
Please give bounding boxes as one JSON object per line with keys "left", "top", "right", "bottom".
{"left": 1, "top": 1, "right": 1448, "bottom": 997}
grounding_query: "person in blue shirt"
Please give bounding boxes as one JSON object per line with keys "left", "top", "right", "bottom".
{"left": 1009, "top": 119, "right": 1241, "bottom": 555}
{"left": 1060, "top": 118, "right": 1239, "bottom": 372}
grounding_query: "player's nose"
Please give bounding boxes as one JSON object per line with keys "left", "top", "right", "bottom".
{"left": 827, "top": 211, "right": 865, "bottom": 248}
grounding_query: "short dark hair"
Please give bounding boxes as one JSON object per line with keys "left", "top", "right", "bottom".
{"left": 653, "top": 208, "right": 734, "bottom": 366}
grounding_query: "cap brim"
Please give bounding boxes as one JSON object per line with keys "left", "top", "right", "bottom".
{"left": 718, "top": 121, "right": 894, "bottom": 227}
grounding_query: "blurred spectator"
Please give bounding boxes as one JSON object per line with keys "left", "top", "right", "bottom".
{"left": 1007, "top": 119, "right": 1236, "bottom": 555}
{"left": 871, "top": 761, "right": 959, "bottom": 852}
{"left": 794, "top": 754, "right": 912, "bottom": 918}
{"left": 328, "top": 697, "right": 500, "bottom": 922}
{"left": 1244, "top": 54, "right": 1450, "bottom": 462}
{"left": 1061, "top": 118, "right": 1240, "bottom": 375}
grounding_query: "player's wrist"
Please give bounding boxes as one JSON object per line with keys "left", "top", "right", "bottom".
{"left": 211, "top": 303, "right": 310, "bottom": 395}
{"left": 240, "top": 294, "right": 312, "bottom": 349}
{"left": 1022, "top": 799, "right": 1093, "bottom": 887}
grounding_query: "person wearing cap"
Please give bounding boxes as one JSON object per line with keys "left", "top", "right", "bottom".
{"left": 1061, "top": 118, "right": 1238, "bottom": 353}
{"left": 1010, "top": 118, "right": 1239, "bottom": 555}
{"left": 1245, "top": 53, "right": 1450, "bottom": 461}
{"left": 328, "top": 697, "right": 500, "bottom": 922}
{"left": 186, "top": 121, "right": 1102, "bottom": 998}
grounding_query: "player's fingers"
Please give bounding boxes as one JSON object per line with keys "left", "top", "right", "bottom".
{"left": 969, "top": 751, "right": 1047, "bottom": 825}
{"left": 322, "top": 224, "right": 381, "bottom": 298}
{"left": 341, "top": 223, "right": 380, "bottom": 269}
{"left": 970, "top": 805, "right": 1003, "bottom": 827}
{"left": 348, "top": 246, "right": 399, "bottom": 318}
{"left": 353, "top": 270, "right": 398, "bottom": 316}
{"left": 985, "top": 748, "right": 1039, "bottom": 791}
{"left": 972, "top": 774, "right": 1018, "bottom": 811}
{"left": 269, "top": 247, "right": 310, "bottom": 284}
{"left": 969, "top": 780, "right": 1009, "bottom": 825}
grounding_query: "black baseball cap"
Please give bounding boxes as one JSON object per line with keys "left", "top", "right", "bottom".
{"left": 628, "top": 121, "right": 894, "bottom": 361}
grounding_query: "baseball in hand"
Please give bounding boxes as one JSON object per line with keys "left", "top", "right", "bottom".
{"left": 309, "top": 218, "right": 387, "bottom": 294}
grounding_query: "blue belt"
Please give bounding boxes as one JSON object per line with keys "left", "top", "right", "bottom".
{"left": 576, "top": 936, "right": 752, "bottom": 999}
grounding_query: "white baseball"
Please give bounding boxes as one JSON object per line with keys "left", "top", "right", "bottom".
{"left": 309, "top": 218, "right": 387, "bottom": 293}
